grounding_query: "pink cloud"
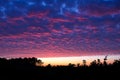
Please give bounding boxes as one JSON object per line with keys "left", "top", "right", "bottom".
{"left": 82, "top": 4, "right": 120, "bottom": 17}
{"left": 48, "top": 18, "right": 73, "bottom": 23}
{"left": 65, "top": 12, "right": 88, "bottom": 22}
{"left": 86, "top": 26, "right": 97, "bottom": 30}
{"left": 61, "top": 25, "right": 74, "bottom": 34}
{"left": 27, "top": 10, "right": 49, "bottom": 19}
{"left": 106, "top": 27, "right": 114, "bottom": 32}
{"left": 116, "top": 38, "right": 120, "bottom": 42}
{"left": 0, "top": 31, "right": 51, "bottom": 40}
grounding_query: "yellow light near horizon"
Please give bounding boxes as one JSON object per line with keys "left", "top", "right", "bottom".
{"left": 38, "top": 55, "right": 120, "bottom": 66}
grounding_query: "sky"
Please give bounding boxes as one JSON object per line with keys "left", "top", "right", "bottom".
{"left": 0, "top": 0, "right": 120, "bottom": 60}
{"left": 39, "top": 55, "right": 120, "bottom": 66}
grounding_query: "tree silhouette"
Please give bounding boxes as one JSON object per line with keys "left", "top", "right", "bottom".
{"left": 103, "top": 55, "right": 108, "bottom": 66}
{"left": 0, "top": 57, "right": 120, "bottom": 80}
{"left": 77, "top": 63, "right": 80, "bottom": 67}
{"left": 83, "top": 60, "right": 86, "bottom": 66}
{"left": 68, "top": 63, "right": 75, "bottom": 67}
{"left": 90, "top": 60, "right": 97, "bottom": 66}
{"left": 97, "top": 59, "right": 100, "bottom": 64}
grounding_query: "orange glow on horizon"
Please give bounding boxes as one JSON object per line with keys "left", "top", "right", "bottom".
{"left": 38, "top": 55, "right": 120, "bottom": 66}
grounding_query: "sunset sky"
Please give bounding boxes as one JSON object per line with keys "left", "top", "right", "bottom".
{"left": 0, "top": 0, "right": 120, "bottom": 65}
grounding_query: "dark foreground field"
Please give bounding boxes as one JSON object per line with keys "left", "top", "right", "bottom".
{"left": 0, "top": 57, "right": 120, "bottom": 80}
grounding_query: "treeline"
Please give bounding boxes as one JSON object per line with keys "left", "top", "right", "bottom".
{"left": 0, "top": 57, "right": 120, "bottom": 80}
{"left": 0, "top": 57, "right": 43, "bottom": 67}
